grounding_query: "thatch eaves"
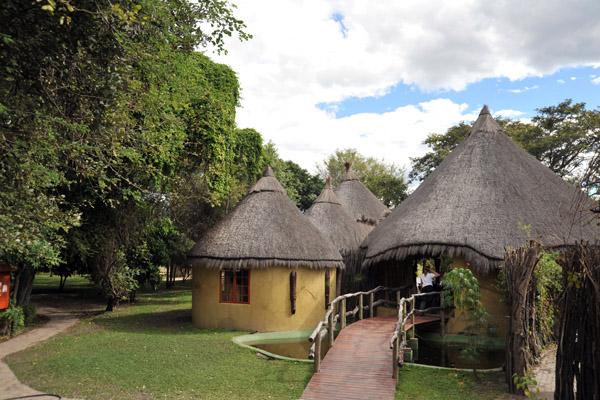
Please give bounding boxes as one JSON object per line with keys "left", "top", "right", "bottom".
{"left": 305, "top": 177, "right": 371, "bottom": 254}
{"left": 334, "top": 162, "right": 389, "bottom": 229}
{"left": 188, "top": 166, "right": 344, "bottom": 270}
{"left": 362, "top": 105, "right": 600, "bottom": 273}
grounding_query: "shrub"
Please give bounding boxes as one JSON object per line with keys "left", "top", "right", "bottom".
{"left": 0, "top": 302, "right": 25, "bottom": 336}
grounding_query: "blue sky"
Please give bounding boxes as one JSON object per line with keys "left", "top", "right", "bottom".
{"left": 320, "top": 65, "right": 600, "bottom": 120}
{"left": 214, "top": 0, "right": 600, "bottom": 174}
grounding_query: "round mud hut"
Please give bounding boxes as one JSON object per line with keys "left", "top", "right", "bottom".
{"left": 187, "top": 167, "right": 344, "bottom": 332}
{"left": 334, "top": 162, "right": 389, "bottom": 231}
{"left": 305, "top": 177, "right": 371, "bottom": 295}
{"left": 362, "top": 105, "right": 600, "bottom": 336}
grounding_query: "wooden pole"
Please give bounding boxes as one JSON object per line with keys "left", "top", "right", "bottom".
{"left": 341, "top": 298, "right": 347, "bottom": 329}
{"left": 411, "top": 296, "right": 416, "bottom": 339}
{"left": 392, "top": 336, "right": 399, "bottom": 378}
{"left": 314, "top": 332, "right": 322, "bottom": 373}
{"left": 328, "top": 311, "right": 334, "bottom": 348}
{"left": 369, "top": 292, "right": 374, "bottom": 318}
{"left": 440, "top": 292, "right": 445, "bottom": 337}
{"left": 359, "top": 294, "right": 363, "bottom": 320}
{"left": 396, "top": 290, "right": 401, "bottom": 311}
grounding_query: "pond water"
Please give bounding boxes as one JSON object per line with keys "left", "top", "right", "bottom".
{"left": 414, "top": 340, "right": 505, "bottom": 369}
{"left": 253, "top": 339, "right": 330, "bottom": 360}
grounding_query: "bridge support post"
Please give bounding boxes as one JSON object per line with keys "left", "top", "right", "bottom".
{"left": 359, "top": 295, "right": 363, "bottom": 320}
{"left": 369, "top": 293, "right": 374, "bottom": 318}
{"left": 392, "top": 337, "right": 399, "bottom": 378}
{"left": 396, "top": 291, "right": 401, "bottom": 311}
{"left": 314, "top": 332, "right": 322, "bottom": 372}
{"left": 328, "top": 311, "right": 334, "bottom": 348}
{"left": 411, "top": 297, "right": 416, "bottom": 338}
{"left": 340, "top": 298, "right": 346, "bottom": 329}
{"left": 440, "top": 292, "right": 445, "bottom": 337}
{"left": 408, "top": 338, "right": 419, "bottom": 361}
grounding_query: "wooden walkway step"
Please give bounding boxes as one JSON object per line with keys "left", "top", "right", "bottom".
{"left": 300, "top": 314, "right": 441, "bottom": 400}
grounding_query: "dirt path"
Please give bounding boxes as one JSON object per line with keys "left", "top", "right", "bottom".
{"left": 0, "top": 307, "right": 82, "bottom": 400}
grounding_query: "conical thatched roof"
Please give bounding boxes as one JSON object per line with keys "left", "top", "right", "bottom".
{"left": 363, "top": 105, "right": 600, "bottom": 273}
{"left": 305, "top": 177, "right": 371, "bottom": 254}
{"left": 334, "top": 162, "right": 389, "bottom": 229}
{"left": 188, "top": 167, "right": 344, "bottom": 270}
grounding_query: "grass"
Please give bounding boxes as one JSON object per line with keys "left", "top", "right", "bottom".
{"left": 6, "top": 274, "right": 513, "bottom": 399}
{"left": 8, "top": 277, "right": 312, "bottom": 399}
{"left": 396, "top": 364, "right": 510, "bottom": 400}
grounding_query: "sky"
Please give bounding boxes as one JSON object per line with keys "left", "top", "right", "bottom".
{"left": 211, "top": 0, "right": 600, "bottom": 177}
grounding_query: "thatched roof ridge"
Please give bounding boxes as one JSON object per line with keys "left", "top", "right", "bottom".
{"left": 305, "top": 177, "right": 370, "bottom": 254}
{"left": 313, "top": 176, "right": 341, "bottom": 205}
{"left": 334, "top": 162, "right": 389, "bottom": 229}
{"left": 188, "top": 167, "right": 344, "bottom": 270}
{"left": 362, "top": 105, "right": 599, "bottom": 273}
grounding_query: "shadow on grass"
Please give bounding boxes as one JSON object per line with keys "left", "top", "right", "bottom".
{"left": 94, "top": 308, "right": 198, "bottom": 334}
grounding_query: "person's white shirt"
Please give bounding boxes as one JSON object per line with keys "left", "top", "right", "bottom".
{"left": 420, "top": 271, "right": 436, "bottom": 287}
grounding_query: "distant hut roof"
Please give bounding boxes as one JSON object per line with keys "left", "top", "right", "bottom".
{"left": 188, "top": 166, "right": 344, "bottom": 270}
{"left": 363, "top": 105, "right": 600, "bottom": 273}
{"left": 305, "top": 176, "right": 371, "bottom": 254}
{"left": 334, "top": 162, "right": 389, "bottom": 229}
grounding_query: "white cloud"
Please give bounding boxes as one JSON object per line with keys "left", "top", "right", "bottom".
{"left": 557, "top": 79, "right": 565, "bottom": 84}
{"left": 494, "top": 109, "right": 525, "bottom": 118}
{"left": 570, "top": 77, "right": 577, "bottom": 81}
{"left": 507, "top": 85, "right": 538, "bottom": 94}
{"left": 593, "top": 77, "right": 600, "bottom": 85}
{"left": 209, "top": 0, "right": 600, "bottom": 173}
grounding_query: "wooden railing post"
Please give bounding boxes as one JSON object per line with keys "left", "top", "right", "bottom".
{"left": 359, "top": 294, "right": 364, "bottom": 320}
{"left": 440, "top": 292, "right": 445, "bottom": 337}
{"left": 411, "top": 296, "right": 416, "bottom": 339}
{"left": 328, "top": 311, "right": 334, "bottom": 347}
{"left": 396, "top": 291, "right": 401, "bottom": 311}
{"left": 369, "top": 292, "right": 374, "bottom": 318}
{"left": 392, "top": 336, "right": 399, "bottom": 378}
{"left": 341, "top": 298, "right": 347, "bottom": 329}
{"left": 314, "top": 332, "right": 322, "bottom": 372}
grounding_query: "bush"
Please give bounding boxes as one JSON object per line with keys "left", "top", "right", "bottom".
{"left": 0, "top": 302, "right": 25, "bottom": 336}
{"left": 23, "top": 304, "right": 37, "bottom": 326}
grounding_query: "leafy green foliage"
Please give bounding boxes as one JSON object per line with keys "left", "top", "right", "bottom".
{"left": 512, "top": 373, "right": 540, "bottom": 398}
{"left": 0, "top": 301, "right": 25, "bottom": 336}
{"left": 441, "top": 268, "right": 496, "bottom": 372}
{"left": 533, "top": 252, "right": 562, "bottom": 343}
{"left": 0, "top": 0, "right": 256, "bottom": 308}
{"left": 409, "top": 99, "right": 600, "bottom": 184}
{"left": 317, "top": 148, "right": 408, "bottom": 208}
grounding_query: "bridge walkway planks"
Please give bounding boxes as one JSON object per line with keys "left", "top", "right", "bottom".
{"left": 300, "top": 314, "right": 441, "bottom": 400}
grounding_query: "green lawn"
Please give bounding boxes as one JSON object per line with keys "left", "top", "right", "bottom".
{"left": 7, "top": 274, "right": 512, "bottom": 399}
{"left": 396, "top": 364, "right": 509, "bottom": 400}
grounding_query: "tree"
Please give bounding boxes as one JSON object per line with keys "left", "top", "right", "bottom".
{"left": 409, "top": 100, "right": 600, "bottom": 185}
{"left": 0, "top": 0, "right": 252, "bottom": 307}
{"left": 317, "top": 149, "right": 408, "bottom": 208}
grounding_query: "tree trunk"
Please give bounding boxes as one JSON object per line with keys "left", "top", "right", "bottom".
{"left": 15, "top": 265, "right": 36, "bottom": 306}
{"left": 504, "top": 242, "right": 542, "bottom": 395}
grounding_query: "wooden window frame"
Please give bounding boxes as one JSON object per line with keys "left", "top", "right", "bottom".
{"left": 219, "top": 269, "right": 250, "bottom": 304}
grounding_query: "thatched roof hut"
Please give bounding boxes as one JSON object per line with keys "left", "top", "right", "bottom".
{"left": 188, "top": 166, "right": 344, "bottom": 270}
{"left": 334, "top": 162, "right": 389, "bottom": 229}
{"left": 363, "top": 105, "right": 600, "bottom": 273}
{"left": 305, "top": 176, "right": 370, "bottom": 255}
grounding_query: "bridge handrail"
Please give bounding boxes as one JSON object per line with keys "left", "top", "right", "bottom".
{"left": 390, "top": 290, "right": 444, "bottom": 378}
{"left": 308, "top": 284, "right": 411, "bottom": 372}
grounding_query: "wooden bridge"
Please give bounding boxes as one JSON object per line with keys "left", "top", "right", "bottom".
{"left": 300, "top": 287, "right": 444, "bottom": 400}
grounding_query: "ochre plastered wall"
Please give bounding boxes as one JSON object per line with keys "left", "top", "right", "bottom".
{"left": 192, "top": 265, "right": 336, "bottom": 332}
{"left": 445, "top": 255, "right": 509, "bottom": 338}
